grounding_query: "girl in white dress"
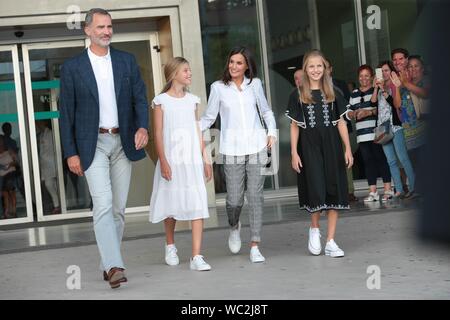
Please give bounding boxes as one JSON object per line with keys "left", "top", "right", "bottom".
{"left": 149, "top": 57, "right": 213, "bottom": 271}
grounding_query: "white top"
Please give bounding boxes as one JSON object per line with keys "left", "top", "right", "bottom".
{"left": 149, "top": 92, "right": 209, "bottom": 223}
{"left": 38, "top": 127, "right": 57, "bottom": 180}
{"left": 200, "top": 77, "right": 277, "bottom": 156}
{"left": 0, "top": 150, "right": 15, "bottom": 177}
{"left": 87, "top": 47, "right": 119, "bottom": 129}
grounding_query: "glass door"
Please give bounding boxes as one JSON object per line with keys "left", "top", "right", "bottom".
{"left": 107, "top": 32, "right": 162, "bottom": 214}
{"left": 0, "top": 45, "right": 34, "bottom": 225}
{"left": 22, "top": 40, "right": 89, "bottom": 221}
{"left": 20, "top": 33, "right": 163, "bottom": 222}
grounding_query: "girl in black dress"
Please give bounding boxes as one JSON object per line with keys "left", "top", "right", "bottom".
{"left": 286, "top": 50, "right": 353, "bottom": 257}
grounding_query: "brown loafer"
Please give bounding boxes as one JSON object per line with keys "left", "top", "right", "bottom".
{"left": 103, "top": 271, "right": 108, "bottom": 281}
{"left": 107, "top": 268, "right": 127, "bottom": 289}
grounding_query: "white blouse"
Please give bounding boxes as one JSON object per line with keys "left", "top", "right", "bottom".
{"left": 200, "top": 77, "right": 277, "bottom": 156}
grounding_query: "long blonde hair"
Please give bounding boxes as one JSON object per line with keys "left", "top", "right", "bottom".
{"left": 299, "top": 50, "right": 335, "bottom": 104}
{"left": 161, "top": 57, "right": 189, "bottom": 94}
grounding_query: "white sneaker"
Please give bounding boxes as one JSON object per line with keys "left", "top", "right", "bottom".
{"left": 364, "top": 191, "right": 380, "bottom": 202}
{"left": 308, "top": 227, "right": 322, "bottom": 255}
{"left": 228, "top": 222, "right": 241, "bottom": 254}
{"left": 382, "top": 189, "right": 395, "bottom": 202}
{"left": 325, "top": 239, "right": 345, "bottom": 257}
{"left": 249, "top": 246, "right": 266, "bottom": 263}
{"left": 165, "top": 244, "right": 179, "bottom": 266}
{"left": 190, "top": 255, "right": 212, "bottom": 271}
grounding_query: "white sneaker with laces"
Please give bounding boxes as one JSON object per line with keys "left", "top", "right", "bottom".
{"left": 165, "top": 244, "right": 179, "bottom": 266}
{"left": 325, "top": 239, "right": 345, "bottom": 257}
{"left": 364, "top": 191, "right": 380, "bottom": 202}
{"left": 249, "top": 246, "right": 266, "bottom": 263}
{"left": 382, "top": 190, "right": 395, "bottom": 202}
{"left": 228, "top": 222, "right": 241, "bottom": 254}
{"left": 190, "top": 255, "right": 212, "bottom": 271}
{"left": 308, "top": 227, "right": 322, "bottom": 255}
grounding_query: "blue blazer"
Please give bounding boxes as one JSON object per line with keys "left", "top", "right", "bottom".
{"left": 59, "top": 47, "right": 149, "bottom": 171}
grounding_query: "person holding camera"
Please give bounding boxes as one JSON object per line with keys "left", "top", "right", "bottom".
{"left": 374, "top": 61, "right": 415, "bottom": 199}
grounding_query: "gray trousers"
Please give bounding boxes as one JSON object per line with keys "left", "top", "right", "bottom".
{"left": 223, "top": 148, "right": 268, "bottom": 242}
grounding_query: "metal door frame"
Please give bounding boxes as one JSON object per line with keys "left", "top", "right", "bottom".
{"left": 21, "top": 32, "right": 162, "bottom": 222}
{"left": 0, "top": 44, "right": 34, "bottom": 225}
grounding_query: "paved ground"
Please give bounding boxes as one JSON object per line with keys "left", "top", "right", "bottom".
{"left": 0, "top": 198, "right": 449, "bottom": 300}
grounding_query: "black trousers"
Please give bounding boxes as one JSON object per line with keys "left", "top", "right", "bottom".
{"left": 359, "top": 141, "right": 391, "bottom": 186}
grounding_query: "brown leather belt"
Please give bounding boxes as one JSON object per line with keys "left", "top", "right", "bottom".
{"left": 99, "top": 127, "right": 120, "bottom": 134}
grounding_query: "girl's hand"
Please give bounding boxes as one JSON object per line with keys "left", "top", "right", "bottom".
{"left": 345, "top": 148, "right": 354, "bottom": 169}
{"left": 291, "top": 153, "right": 303, "bottom": 173}
{"left": 160, "top": 160, "right": 172, "bottom": 181}
{"left": 204, "top": 163, "right": 212, "bottom": 182}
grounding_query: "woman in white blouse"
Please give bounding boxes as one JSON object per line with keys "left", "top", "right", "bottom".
{"left": 201, "top": 46, "right": 277, "bottom": 263}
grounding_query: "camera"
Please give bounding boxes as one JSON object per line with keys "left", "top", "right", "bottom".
{"left": 14, "top": 30, "right": 24, "bottom": 38}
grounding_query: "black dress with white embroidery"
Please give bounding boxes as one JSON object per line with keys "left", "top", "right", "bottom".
{"left": 286, "top": 89, "right": 349, "bottom": 213}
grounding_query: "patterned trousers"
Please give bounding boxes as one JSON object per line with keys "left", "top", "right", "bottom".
{"left": 223, "top": 148, "right": 268, "bottom": 242}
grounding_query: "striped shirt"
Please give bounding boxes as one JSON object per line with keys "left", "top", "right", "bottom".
{"left": 346, "top": 87, "right": 377, "bottom": 143}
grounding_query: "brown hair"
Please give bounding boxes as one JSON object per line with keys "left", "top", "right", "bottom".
{"left": 391, "top": 48, "right": 409, "bottom": 60}
{"left": 358, "top": 64, "right": 374, "bottom": 77}
{"left": 161, "top": 57, "right": 189, "bottom": 94}
{"left": 299, "top": 50, "right": 335, "bottom": 104}
{"left": 222, "top": 46, "right": 257, "bottom": 85}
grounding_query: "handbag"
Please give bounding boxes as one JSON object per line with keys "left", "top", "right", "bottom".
{"left": 410, "top": 92, "right": 429, "bottom": 119}
{"left": 251, "top": 85, "right": 272, "bottom": 167}
{"left": 373, "top": 120, "right": 394, "bottom": 145}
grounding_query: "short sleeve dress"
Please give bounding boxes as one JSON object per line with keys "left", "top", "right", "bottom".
{"left": 149, "top": 92, "right": 210, "bottom": 223}
{"left": 285, "top": 89, "right": 350, "bottom": 213}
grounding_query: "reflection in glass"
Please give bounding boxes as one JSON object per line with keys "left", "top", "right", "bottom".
{"left": 361, "top": 0, "right": 427, "bottom": 69}
{"left": 262, "top": 0, "right": 362, "bottom": 187}
{"left": 28, "top": 45, "right": 91, "bottom": 215}
{"left": 0, "top": 51, "right": 27, "bottom": 219}
{"left": 199, "top": 0, "right": 267, "bottom": 193}
{"left": 110, "top": 40, "right": 156, "bottom": 208}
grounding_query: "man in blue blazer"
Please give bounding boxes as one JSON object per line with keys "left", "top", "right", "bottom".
{"left": 59, "top": 8, "right": 149, "bottom": 289}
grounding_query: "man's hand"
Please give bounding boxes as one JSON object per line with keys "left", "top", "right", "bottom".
{"left": 67, "top": 155, "right": 84, "bottom": 176}
{"left": 135, "top": 128, "right": 148, "bottom": 150}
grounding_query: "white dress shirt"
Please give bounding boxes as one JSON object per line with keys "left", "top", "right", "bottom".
{"left": 200, "top": 77, "right": 277, "bottom": 156}
{"left": 87, "top": 47, "right": 119, "bottom": 129}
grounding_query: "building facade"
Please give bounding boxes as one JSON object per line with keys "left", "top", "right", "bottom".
{"left": 0, "top": 0, "right": 428, "bottom": 226}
